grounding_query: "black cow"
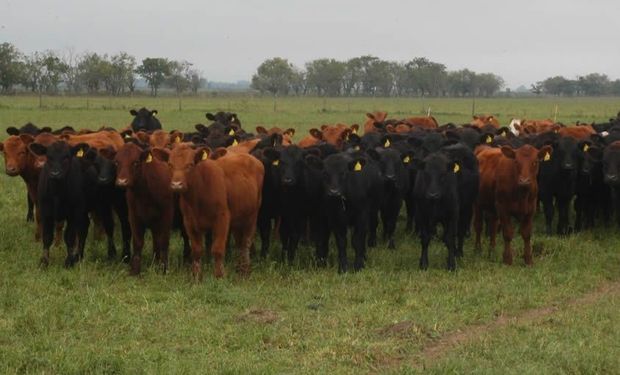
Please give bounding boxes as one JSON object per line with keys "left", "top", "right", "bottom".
{"left": 81, "top": 146, "right": 132, "bottom": 261}
{"left": 28, "top": 141, "right": 90, "bottom": 267}
{"left": 574, "top": 141, "right": 608, "bottom": 230}
{"left": 206, "top": 112, "right": 242, "bottom": 129}
{"left": 538, "top": 136, "right": 580, "bottom": 235}
{"left": 129, "top": 108, "right": 162, "bottom": 132}
{"left": 603, "top": 141, "right": 620, "bottom": 226}
{"left": 413, "top": 151, "right": 460, "bottom": 271}
{"left": 6, "top": 123, "right": 52, "bottom": 136}
{"left": 367, "top": 147, "right": 410, "bottom": 249}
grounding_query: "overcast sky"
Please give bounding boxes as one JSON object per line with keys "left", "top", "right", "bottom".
{"left": 2, "top": 0, "right": 619, "bottom": 89}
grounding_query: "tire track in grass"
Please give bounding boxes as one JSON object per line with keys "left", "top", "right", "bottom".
{"left": 376, "top": 279, "right": 620, "bottom": 373}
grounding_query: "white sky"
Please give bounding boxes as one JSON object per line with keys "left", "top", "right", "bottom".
{"left": 2, "top": 0, "right": 619, "bottom": 89}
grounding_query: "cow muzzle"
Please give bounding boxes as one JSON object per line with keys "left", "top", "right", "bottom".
{"left": 171, "top": 181, "right": 185, "bottom": 191}
{"left": 5, "top": 165, "right": 19, "bottom": 176}
{"left": 518, "top": 177, "right": 532, "bottom": 186}
{"left": 116, "top": 178, "right": 129, "bottom": 187}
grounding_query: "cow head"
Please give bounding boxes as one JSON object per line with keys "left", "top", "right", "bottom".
{"left": 603, "top": 142, "right": 620, "bottom": 186}
{"left": 29, "top": 141, "right": 85, "bottom": 181}
{"left": 415, "top": 152, "right": 458, "bottom": 201}
{"left": 152, "top": 143, "right": 209, "bottom": 192}
{"left": 0, "top": 134, "right": 34, "bottom": 176}
{"left": 262, "top": 146, "right": 306, "bottom": 188}
{"left": 501, "top": 144, "right": 552, "bottom": 187}
{"left": 577, "top": 141, "right": 603, "bottom": 176}
{"left": 129, "top": 107, "right": 159, "bottom": 132}
{"left": 114, "top": 141, "right": 150, "bottom": 187}
{"left": 368, "top": 147, "right": 404, "bottom": 188}
{"left": 306, "top": 153, "right": 367, "bottom": 198}
{"left": 84, "top": 146, "right": 118, "bottom": 186}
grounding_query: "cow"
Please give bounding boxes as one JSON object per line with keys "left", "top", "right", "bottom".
{"left": 476, "top": 144, "right": 552, "bottom": 265}
{"left": 153, "top": 144, "right": 263, "bottom": 278}
{"left": 28, "top": 141, "right": 90, "bottom": 267}
{"left": 574, "top": 141, "right": 608, "bottom": 231}
{"left": 114, "top": 141, "right": 174, "bottom": 275}
{"left": 603, "top": 141, "right": 620, "bottom": 226}
{"left": 538, "top": 136, "right": 579, "bottom": 235}
{"left": 471, "top": 115, "right": 500, "bottom": 129}
{"left": 6, "top": 123, "right": 52, "bottom": 136}
{"left": 306, "top": 151, "right": 382, "bottom": 272}
{"left": 404, "top": 116, "right": 439, "bottom": 130}
{"left": 206, "top": 112, "right": 242, "bottom": 130}
{"left": 413, "top": 151, "right": 460, "bottom": 270}
{"left": 364, "top": 111, "right": 389, "bottom": 133}
{"left": 129, "top": 108, "right": 162, "bottom": 132}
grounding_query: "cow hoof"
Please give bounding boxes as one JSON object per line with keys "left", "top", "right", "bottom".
{"left": 387, "top": 240, "right": 396, "bottom": 250}
{"left": 39, "top": 257, "right": 49, "bottom": 268}
{"left": 64, "top": 255, "right": 75, "bottom": 268}
{"left": 419, "top": 262, "right": 428, "bottom": 271}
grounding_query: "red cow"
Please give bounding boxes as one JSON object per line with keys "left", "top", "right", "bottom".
{"left": 471, "top": 115, "right": 500, "bottom": 129}
{"left": 364, "top": 111, "right": 388, "bottom": 133}
{"left": 404, "top": 116, "right": 439, "bottom": 129}
{"left": 114, "top": 142, "right": 174, "bottom": 275}
{"left": 475, "top": 144, "right": 552, "bottom": 265}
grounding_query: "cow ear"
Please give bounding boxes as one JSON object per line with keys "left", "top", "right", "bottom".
{"left": 256, "top": 126, "right": 268, "bottom": 135}
{"left": 193, "top": 147, "right": 211, "bottom": 163}
{"left": 6, "top": 127, "right": 19, "bottom": 136}
{"left": 538, "top": 145, "right": 553, "bottom": 161}
{"left": 309, "top": 128, "right": 323, "bottom": 139}
{"left": 72, "top": 143, "right": 90, "bottom": 158}
{"left": 195, "top": 124, "right": 208, "bottom": 134}
{"left": 151, "top": 147, "right": 170, "bottom": 162}
{"left": 500, "top": 146, "right": 516, "bottom": 159}
{"left": 366, "top": 148, "right": 380, "bottom": 161}
{"left": 304, "top": 154, "right": 323, "bottom": 170}
{"left": 284, "top": 128, "right": 296, "bottom": 137}
{"left": 262, "top": 147, "right": 281, "bottom": 163}
{"left": 19, "top": 134, "right": 35, "bottom": 145}
{"left": 85, "top": 148, "right": 98, "bottom": 161}
{"left": 320, "top": 124, "right": 329, "bottom": 131}
{"left": 366, "top": 113, "right": 375, "bottom": 120}
{"left": 40, "top": 126, "right": 52, "bottom": 133}
{"left": 206, "top": 113, "right": 216, "bottom": 121}
{"left": 151, "top": 110, "right": 158, "bottom": 116}
{"left": 130, "top": 109, "right": 138, "bottom": 116}
{"left": 401, "top": 152, "right": 414, "bottom": 165}
{"left": 350, "top": 124, "right": 359, "bottom": 134}
{"left": 348, "top": 158, "right": 367, "bottom": 172}
{"left": 28, "top": 143, "right": 47, "bottom": 156}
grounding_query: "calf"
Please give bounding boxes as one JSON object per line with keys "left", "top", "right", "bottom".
{"left": 413, "top": 152, "right": 460, "bottom": 270}
{"left": 306, "top": 151, "right": 382, "bottom": 272}
{"left": 115, "top": 142, "right": 174, "bottom": 274}
{"left": 477, "top": 145, "right": 552, "bottom": 265}
{"left": 28, "top": 141, "right": 90, "bottom": 267}
{"left": 129, "top": 108, "right": 162, "bottom": 132}
{"left": 603, "top": 141, "right": 620, "bottom": 226}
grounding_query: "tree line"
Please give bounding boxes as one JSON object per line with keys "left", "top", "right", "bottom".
{"left": 0, "top": 43, "right": 206, "bottom": 96}
{"left": 531, "top": 74, "right": 620, "bottom": 96}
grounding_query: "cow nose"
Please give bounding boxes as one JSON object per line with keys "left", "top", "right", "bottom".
{"left": 426, "top": 191, "right": 440, "bottom": 200}
{"left": 116, "top": 178, "right": 128, "bottom": 186}
{"left": 606, "top": 174, "right": 618, "bottom": 182}
{"left": 171, "top": 181, "right": 184, "bottom": 191}
{"left": 5, "top": 166, "right": 18, "bottom": 175}
{"left": 563, "top": 163, "right": 574, "bottom": 170}
{"left": 327, "top": 188, "right": 341, "bottom": 197}
{"left": 50, "top": 170, "right": 61, "bottom": 178}
{"left": 282, "top": 177, "right": 295, "bottom": 186}
{"left": 98, "top": 176, "right": 110, "bottom": 184}
{"left": 385, "top": 174, "right": 396, "bottom": 181}
{"left": 518, "top": 177, "right": 531, "bottom": 186}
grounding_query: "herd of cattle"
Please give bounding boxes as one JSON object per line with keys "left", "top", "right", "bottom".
{"left": 2, "top": 108, "right": 620, "bottom": 278}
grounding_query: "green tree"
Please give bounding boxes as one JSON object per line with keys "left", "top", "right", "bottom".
{"left": 477, "top": 73, "right": 504, "bottom": 97}
{"left": 136, "top": 57, "right": 172, "bottom": 96}
{"left": 577, "top": 73, "right": 610, "bottom": 96}
{"left": 0, "top": 43, "right": 24, "bottom": 93}
{"left": 78, "top": 53, "right": 107, "bottom": 94}
{"left": 166, "top": 60, "right": 192, "bottom": 96}
{"left": 305, "top": 58, "right": 345, "bottom": 96}
{"left": 250, "top": 57, "right": 295, "bottom": 96}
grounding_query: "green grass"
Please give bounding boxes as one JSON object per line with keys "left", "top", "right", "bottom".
{"left": 1, "top": 95, "right": 619, "bottom": 374}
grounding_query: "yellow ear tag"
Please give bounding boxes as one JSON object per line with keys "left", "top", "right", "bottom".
{"left": 384, "top": 139, "right": 391, "bottom": 148}
{"left": 146, "top": 153, "right": 153, "bottom": 163}
{"left": 175, "top": 136, "right": 181, "bottom": 143}
{"left": 272, "top": 159, "right": 279, "bottom": 166}
{"left": 76, "top": 149, "right": 84, "bottom": 158}
{"left": 501, "top": 131, "right": 507, "bottom": 137}
{"left": 544, "top": 152, "right": 551, "bottom": 161}
{"left": 354, "top": 145, "right": 360, "bottom": 151}
{"left": 453, "top": 163, "right": 460, "bottom": 173}
{"left": 485, "top": 135, "right": 493, "bottom": 143}
{"left": 228, "top": 129, "right": 235, "bottom": 136}
{"left": 124, "top": 133, "right": 131, "bottom": 139}
{"left": 583, "top": 144, "right": 590, "bottom": 152}
{"left": 201, "top": 151, "right": 208, "bottom": 160}
{"left": 354, "top": 161, "right": 362, "bottom": 172}
{"left": 403, "top": 156, "right": 411, "bottom": 164}
{"left": 232, "top": 139, "right": 238, "bottom": 146}
{"left": 351, "top": 128, "right": 357, "bottom": 134}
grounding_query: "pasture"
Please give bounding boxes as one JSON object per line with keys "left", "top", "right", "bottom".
{"left": 1, "top": 95, "right": 619, "bottom": 374}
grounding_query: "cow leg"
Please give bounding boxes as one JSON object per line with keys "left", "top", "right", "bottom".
{"left": 556, "top": 197, "right": 570, "bottom": 235}
{"left": 381, "top": 203, "right": 398, "bottom": 250}
{"left": 40, "top": 217, "right": 55, "bottom": 267}
{"left": 574, "top": 194, "right": 583, "bottom": 232}
{"left": 487, "top": 213, "right": 498, "bottom": 259}
{"left": 443, "top": 221, "right": 457, "bottom": 271}
{"left": 541, "top": 196, "right": 554, "bottom": 235}
{"left": 76, "top": 212, "right": 90, "bottom": 262}
{"left": 257, "top": 212, "right": 271, "bottom": 259}
{"left": 179, "top": 224, "right": 191, "bottom": 265}
{"left": 233, "top": 229, "right": 252, "bottom": 277}
{"left": 53, "top": 222, "right": 64, "bottom": 248}
{"left": 313, "top": 219, "right": 329, "bottom": 267}
{"left": 99, "top": 208, "right": 116, "bottom": 259}
{"left": 419, "top": 225, "right": 431, "bottom": 270}
{"left": 130, "top": 223, "right": 146, "bottom": 275}
{"left": 114, "top": 201, "right": 132, "bottom": 263}
{"left": 352, "top": 216, "right": 367, "bottom": 271}
{"left": 35, "top": 203, "right": 42, "bottom": 242}
{"left": 367, "top": 210, "right": 378, "bottom": 248}
{"left": 152, "top": 224, "right": 170, "bottom": 274}
{"left": 499, "top": 213, "right": 514, "bottom": 266}
{"left": 335, "top": 227, "right": 348, "bottom": 273}
{"left": 473, "top": 205, "right": 483, "bottom": 252}
{"left": 26, "top": 193, "right": 34, "bottom": 222}
{"left": 188, "top": 227, "right": 205, "bottom": 280}
{"left": 209, "top": 219, "right": 229, "bottom": 279}
{"left": 521, "top": 215, "right": 534, "bottom": 266}
{"left": 63, "top": 220, "right": 77, "bottom": 267}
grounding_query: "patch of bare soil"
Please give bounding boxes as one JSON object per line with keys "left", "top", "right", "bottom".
{"left": 236, "top": 308, "right": 279, "bottom": 324}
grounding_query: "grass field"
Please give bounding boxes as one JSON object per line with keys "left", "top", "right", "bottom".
{"left": 1, "top": 95, "right": 619, "bottom": 374}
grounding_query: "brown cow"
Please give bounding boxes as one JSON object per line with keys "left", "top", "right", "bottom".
{"left": 114, "top": 142, "right": 174, "bottom": 275}
{"left": 364, "top": 111, "right": 388, "bottom": 133}
{"left": 475, "top": 144, "right": 552, "bottom": 265}
{"left": 471, "top": 115, "right": 500, "bottom": 129}
{"left": 60, "top": 130, "right": 124, "bottom": 151}
{"left": 516, "top": 119, "right": 557, "bottom": 135}
{"left": 298, "top": 128, "right": 324, "bottom": 148}
{"left": 559, "top": 125, "right": 595, "bottom": 140}
{"left": 256, "top": 126, "right": 295, "bottom": 146}
{"left": 404, "top": 116, "right": 439, "bottom": 130}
